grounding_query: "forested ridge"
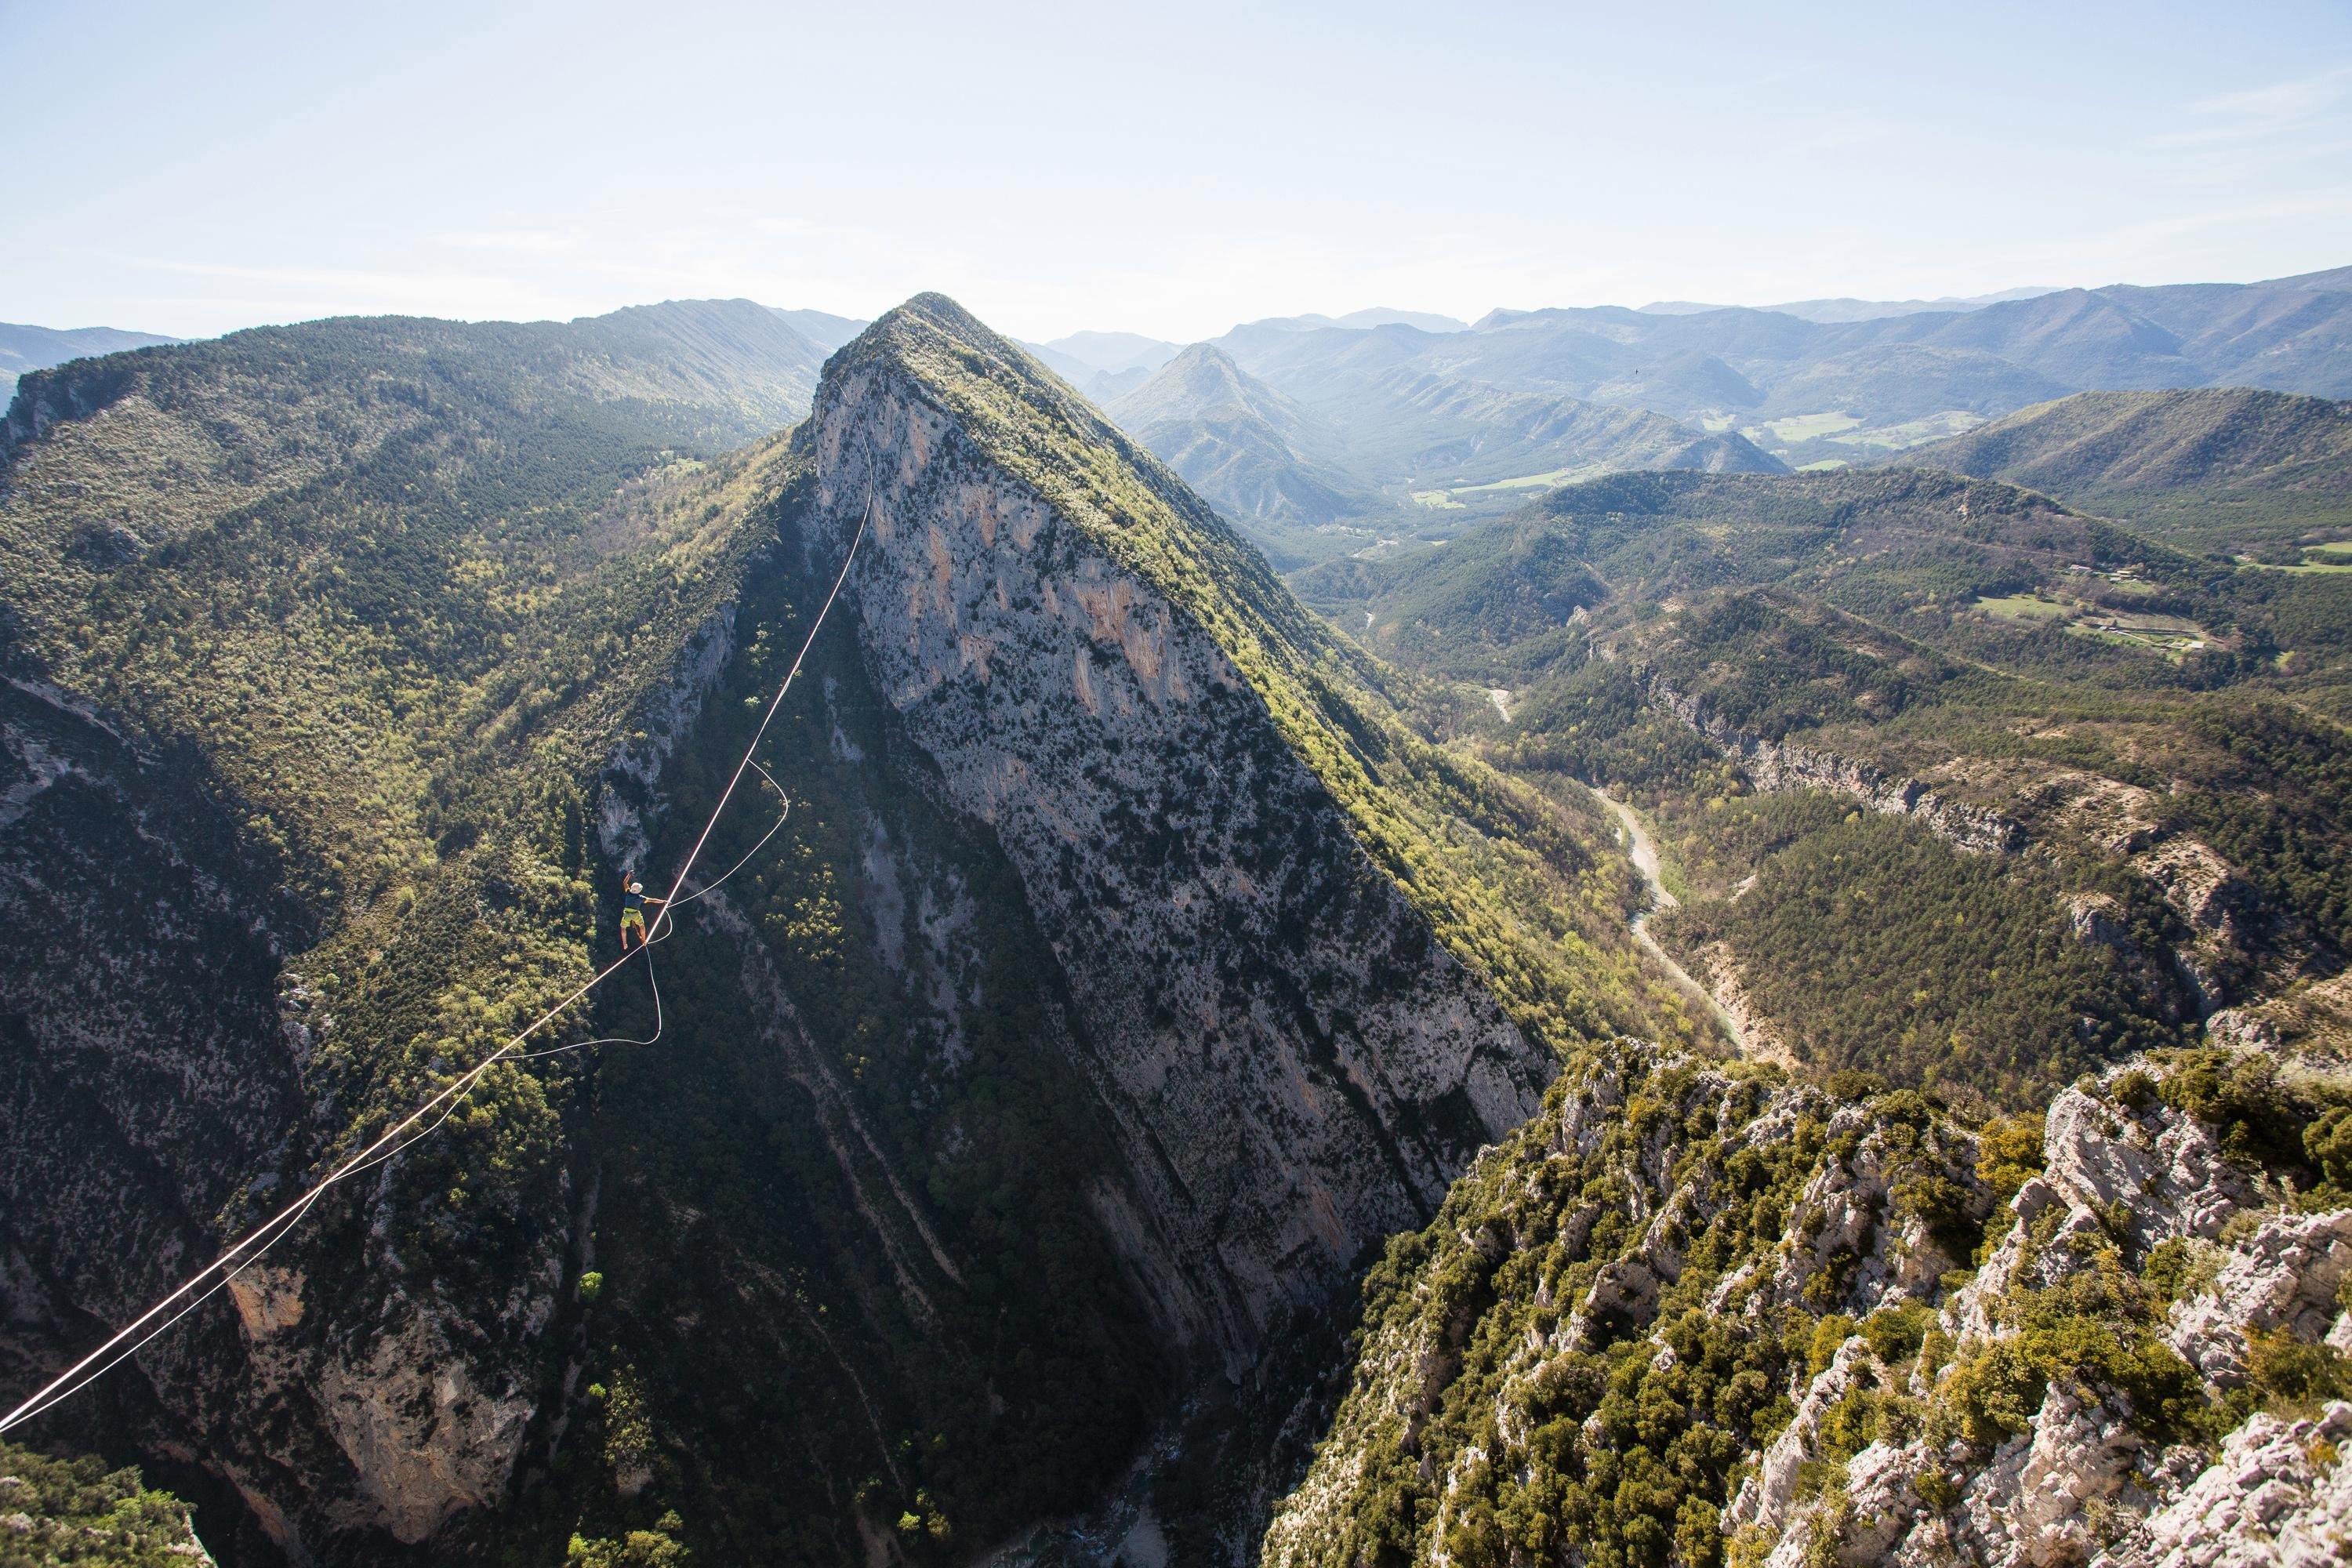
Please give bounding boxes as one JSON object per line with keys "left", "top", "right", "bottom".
{"left": 1305, "top": 465, "right": 2352, "bottom": 1106}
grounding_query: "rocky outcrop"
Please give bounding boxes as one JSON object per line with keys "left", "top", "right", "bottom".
{"left": 1263, "top": 1040, "right": 2352, "bottom": 1568}
{"left": 804, "top": 303, "right": 1552, "bottom": 1366}
{"left": 1764, "top": 1073, "right": 2352, "bottom": 1568}
{"left": 2103, "top": 1403, "right": 2352, "bottom": 1567}
{"left": 1646, "top": 679, "right": 2026, "bottom": 853}
{"left": 0, "top": 667, "right": 581, "bottom": 1559}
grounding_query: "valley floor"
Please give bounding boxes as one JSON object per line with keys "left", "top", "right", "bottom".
{"left": 1589, "top": 786, "right": 1759, "bottom": 1058}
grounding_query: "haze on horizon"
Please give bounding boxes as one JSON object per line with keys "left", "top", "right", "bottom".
{"left": 5, "top": 0, "right": 2351, "bottom": 343}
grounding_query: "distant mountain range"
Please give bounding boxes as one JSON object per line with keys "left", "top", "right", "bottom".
{"left": 1639, "top": 286, "right": 2063, "bottom": 322}
{"left": 1013, "top": 331, "right": 1181, "bottom": 403}
{"left": 0, "top": 322, "right": 180, "bottom": 399}
{"left": 16, "top": 265, "right": 2351, "bottom": 564}
{"left": 768, "top": 306, "right": 867, "bottom": 352}
{"left": 1109, "top": 340, "right": 1781, "bottom": 565}
{"left": 1107, "top": 343, "right": 1376, "bottom": 529}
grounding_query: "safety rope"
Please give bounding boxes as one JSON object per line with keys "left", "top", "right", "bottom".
{"left": 0, "top": 495, "right": 872, "bottom": 1436}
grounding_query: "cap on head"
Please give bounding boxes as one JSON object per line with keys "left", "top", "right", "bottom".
{"left": 630, "top": 881, "right": 643, "bottom": 893}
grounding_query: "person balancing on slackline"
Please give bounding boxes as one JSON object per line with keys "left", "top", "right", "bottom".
{"left": 619, "top": 875, "right": 666, "bottom": 950}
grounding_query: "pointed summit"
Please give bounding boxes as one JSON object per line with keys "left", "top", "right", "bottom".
{"left": 784, "top": 292, "right": 1661, "bottom": 1366}
{"left": 812, "top": 292, "right": 1341, "bottom": 673}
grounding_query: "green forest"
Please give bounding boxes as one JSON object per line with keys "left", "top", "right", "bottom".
{"left": 1301, "top": 465, "right": 2352, "bottom": 1107}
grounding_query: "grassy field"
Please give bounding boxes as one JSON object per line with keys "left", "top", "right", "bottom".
{"left": 2276, "top": 542, "right": 2352, "bottom": 573}
{"left": 1745, "top": 408, "right": 1986, "bottom": 470}
{"left": 1833, "top": 408, "right": 1987, "bottom": 451}
{"left": 1974, "top": 592, "right": 2071, "bottom": 622}
{"left": 1413, "top": 464, "right": 1606, "bottom": 509}
{"left": 1975, "top": 589, "right": 2211, "bottom": 655}
{"left": 1743, "top": 409, "right": 1864, "bottom": 445}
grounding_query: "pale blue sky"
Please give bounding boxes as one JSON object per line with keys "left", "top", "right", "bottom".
{"left": 5, "top": 1, "right": 2350, "bottom": 343}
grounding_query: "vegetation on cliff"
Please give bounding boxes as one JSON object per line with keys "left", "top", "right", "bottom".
{"left": 1, "top": 310, "right": 821, "bottom": 1553}
{"left": 1262, "top": 1040, "right": 2352, "bottom": 1568}
{"left": 0, "top": 1440, "right": 205, "bottom": 1566}
{"left": 832, "top": 296, "right": 1706, "bottom": 1058}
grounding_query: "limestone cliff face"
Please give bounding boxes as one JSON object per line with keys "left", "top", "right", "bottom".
{"left": 804, "top": 306, "right": 1552, "bottom": 1363}
{"left": 1646, "top": 677, "right": 2025, "bottom": 855}
{"left": 0, "top": 672, "right": 312, "bottom": 1541}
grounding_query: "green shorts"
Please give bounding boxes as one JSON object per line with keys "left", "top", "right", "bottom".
{"left": 620, "top": 908, "right": 644, "bottom": 931}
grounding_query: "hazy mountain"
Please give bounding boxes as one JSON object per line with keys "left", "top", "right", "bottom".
{"left": 2261, "top": 263, "right": 2352, "bottom": 293}
{"left": 1038, "top": 328, "right": 1181, "bottom": 374}
{"left": 1107, "top": 343, "right": 1374, "bottom": 542}
{"left": 574, "top": 296, "right": 833, "bottom": 417}
{"left": 1200, "top": 270, "right": 2352, "bottom": 477}
{"left": 1903, "top": 385, "right": 2352, "bottom": 550}
{"left": 0, "top": 321, "right": 180, "bottom": 400}
{"left": 1119, "top": 326, "right": 1782, "bottom": 558}
{"left": 1237, "top": 307, "right": 1469, "bottom": 334}
{"left": 1585, "top": 347, "right": 1764, "bottom": 418}
{"left": 1334, "top": 365, "right": 1785, "bottom": 488}
{"left": 767, "top": 305, "right": 868, "bottom": 351}
{"left": 1642, "top": 285, "right": 2063, "bottom": 321}
{"left": 1013, "top": 334, "right": 1167, "bottom": 403}
{"left": 1210, "top": 318, "right": 1454, "bottom": 400}
{"left": 1208, "top": 319, "right": 1777, "bottom": 477}
{"left": 1755, "top": 342, "right": 2073, "bottom": 421}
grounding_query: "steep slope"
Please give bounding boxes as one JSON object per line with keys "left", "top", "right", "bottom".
{"left": 573, "top": 297, "right": 830, "bottom": 419}
{"left": 1265, "top": 1040, "right": 2352, "bottom": 1568}
{"left": 1904, "top": 387, "right": 2352, "bottom": 551}
{"left": 815, "top": 302, "right": 1562, "bottom": 1286}
{"left": 517, "top": 296, "right": 1716, "bottom": 1566}
{"left": 2, "top": 294, "right": 1697, "bottom": 1565}
{"left": 1109, "top": 344, "right": 1375, "bottom": 539}
{"left": 0, "top": 300, "right": 805, "bottom": 1559}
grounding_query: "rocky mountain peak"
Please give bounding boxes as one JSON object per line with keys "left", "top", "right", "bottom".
{"left": 792, "top": 290, "right": 1555, "bottom": 1366}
